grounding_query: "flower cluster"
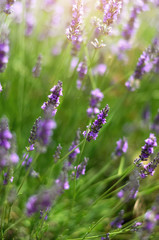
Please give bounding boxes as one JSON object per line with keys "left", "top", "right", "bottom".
{"left": 111, "top": 210, "right": 124, "bottom": 229}
{"left": 68, "top": 129, "right": 81, "bottom": 165}
{"left": 101, "top": 233, "right": 110, "bottom": 240}
{"left": 3, "top": 0, "right": 15, "bottom": 14}
{"left": 83, "top": 105, "right": 110, "bottom": 142}
{"left": 103, "top": 0, "right": 123, "bottom": 27}
{"left": 0, "top": 39, "right": 9, "bottom": 73}
{"left": 72, "top": 157, "right": 88, "bottom": 179}
{"left": 114, "top": 137, "right": 128, "bottom": 157}
{"left": 41, "top": 81, "right": 63, "bottom": 116}
{"left": 0, "top": 117, "right": 19, "bottom": 169}
{"left": 66, "top": 0, "right": 84, "bottom": 54}
{"left": 76, "top": 60, "right": 87, "bottom": 89}
{"left": 87, "top": 88, "right": 104, "bottom": 118}
{"left": 117, "top": 170, "right": 140, "bottom": 201}
{"left": 139, "top": 153, "right": 159, "bottom": 178}
{"left": 53, "top": 144, "right": 62, "bottom": 163}
{"left": 125, "top": 47, "right": 153, "bottom": 91}
{"left": 29, "top": 114, "right": 56, "bottom": 153}
{"left": 139, "top": 133, "right": 157, "bottom": 161}
{"left": 126, "top": 38, "right": 159, "bottom": 91}
{"left": 138, "top": 197, "right": 159, "bottom": 239}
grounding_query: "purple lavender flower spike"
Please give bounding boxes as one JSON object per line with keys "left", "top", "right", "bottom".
{"left": 84, "top": 105, "right": 110, "bottom": 142}
{"left": 41, "top": 81, "right": 63, "bottom": 116}
{"left": 117, "top": 170, "right": 139, "bottom": 202}
{"left": 0, "top": 83, "right": 2, "bottom": 92}
{"left": 0, "top": 39, "right": 9, "bottom": 73}
{"left": 92, "top": 64, "right": 107, "bottom": 76}
{"left": 0, "top": 117, "right": 19, "bottom": 169}
{"left": 140, "top": 133, "right": 157, "bottom": 161}
{"left": 103, "top": 0, "right": 123, "bottom": 27}
{"left": 139, "top": 153, "right": 159, "bottom": 179}
{"left": 115, "top": 137, "right": 128, "bottom": 157}
{"left": 53, "top": 144, "right": 62, "bottom": 163}
{"left": 3, "top": 0, "right": 16, "bottom": 14}
{"left": 68, "top": 129, "right": 81, "bottom": 165}
{"left": 77, "top": 60, "right": 87, "bottom": 89}
{"left": 66, "top": 0, "right": 84, "bottom": 54}
{"left": 101, "top": 233, "right": 110, "bottom": 240}
{"left": 111, "top": 210, "right": 124, "bottom": 229}
{"left": 87, "top": 88, "right": 104, "bottom": 118}
{"left": 73, "top": 157, "right": 88, "bottom": 179}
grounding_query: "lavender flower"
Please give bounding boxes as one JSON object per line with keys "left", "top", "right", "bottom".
{"left": 92, "top": 63, "right": 107, "bottom": 76}
{"left": 103, "top": 0, "right": 123, "bottom": 27}
{"left": 32, "top": 54, "right": 42, "bottom": 78}
{"left": 53, "top": 144, "right": 62, "bottom": 163}
{"left": 3, "top": 0, "right": 15, "bottom": 14}
{"left": 83, "top": 105, "right": 110, "bottom": 142}
{"left": 77, "top": 60, "right": 87, "bottom": 89}
{"left": 140, "top": 133, "right": 157, "bottom": 161}
{"left": 72, "top": 157, "right": 88, "bottom": 179}
{"left": 41, "top": 81, "right": 63, "bottom": 116}
{"left": 101, "top": 233, "right": 110, "bottom": 240}
{"left": 66, "top": 0, "right": 84, "bottom": 54}
{"left": 139, "top": 153, "right": 159, "bottom": 179}
{"left": 0, "top": 83, "right": 2, "bottom": 92}
{"left": 125, "top": 40, "right": 159, "bottom": 91}
{"left": 115, "top": 137, "right": 128, "bottom": 157}
{"left": 22, "top": 153, "right": 32, "bottom": 169}
{"left": 87, "top": 88, "right": 104, "bottom": 118}
{"left": 0, "top": 39, "right": 9, "bottom": 73}
{"left": 68, "top": 129, "right": 81, "bottom": 165}
{"left": 28, "top": 114, "right": 56, "bottom": 153}
{"left": 117, "top": 170, "right": 139, "bottom": 201}
{"left": 0, "top": 117, "right": 19, "bottom": 169}
{"left": 111, "top": 210, "right": 124, "bottom": 229}
{"left": 138, "top": 197, "right": 159, "bottom": 239}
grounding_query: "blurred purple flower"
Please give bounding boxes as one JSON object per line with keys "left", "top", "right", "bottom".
{"left": 87, "top": 88, "right": 104, "bottom": 118}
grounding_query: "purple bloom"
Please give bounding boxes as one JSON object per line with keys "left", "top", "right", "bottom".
{"left": 101, "top": 233, "right": 110, "bottom": 240}
{"left": 66, "top": 0, "right": 84, "bottom": 54}
{"left": 92, "top": 64, "right": 107, "bottom": 76}
{"left": 117, "top": 170, "right": 139, "bottom": 202}
{"left": 53, "top": 144, "right": 62, "bottom": 163}
{"left": 3, "top": 0, "right": 16, "bottom": 14}
{"left": 0, "top": 117, "right": 19, "bottom": 169}
{"left": 76, "top": 60, "right": 87, "bottom": 89}
{"left": 84, "top": 105, "right": 110, "bottom": 142}
{"left": 0, "top": 39, "right": 9, "bottom": 73}
{"left": 87, "top": 88, "right": 104, "bottom": 118}
{"left": 73, "top": 157, "right": 88, "bottom": 179}
{"left": 68, "top": 129, "right": 81, "bottom": 165}
{"left": 0, "top": 83, "right": 2, "bottom": 92}
{"left": 115, "top": 137, "right": 128, "bottom": 157}
{"left": 139, "top": 153, "right": 159, "bottom": 179}
{"left": 29, "top": 114, "right": 56, "bottom": 153}
{"left": 25, "top": 12, "right": 36, "bottom": 36}
{"left": 111, "top": 210, "right": 124, "bottom": 229}
{"left": 41, "top": 81, "right": 63, "bottom": 116}
{"left": 140, "top": 133, "right": 157, "bottom": 161}
{"left": 103, "top": 0, "right": 122, "bottom": 26}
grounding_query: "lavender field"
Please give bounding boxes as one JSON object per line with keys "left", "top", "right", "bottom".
{"left": 0, "top": 0, "right": 159, "bottom": 239}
